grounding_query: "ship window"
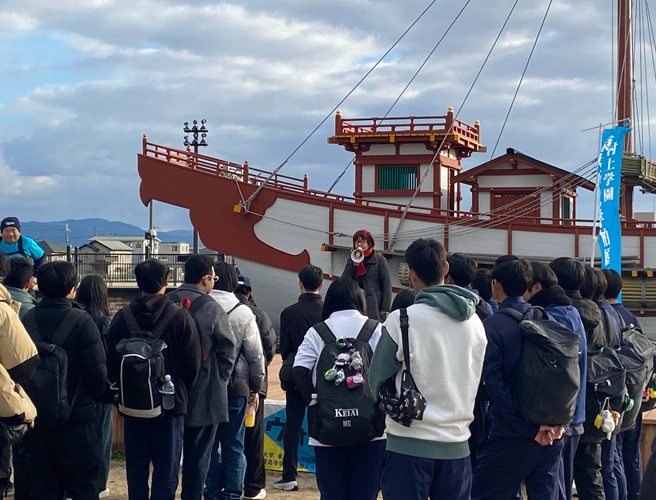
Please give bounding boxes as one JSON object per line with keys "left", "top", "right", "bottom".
{"left": 562, "top": 197, "right": 571, "bottom": 225}
{"left": 377, "top": 166, "right": 417, "bottom": 190}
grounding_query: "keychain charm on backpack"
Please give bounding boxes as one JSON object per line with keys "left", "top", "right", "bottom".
{"left": 334, "top": 369, "right": 346, "bottom": 385}
{"left": 624, "top": 397, "right": 635, "bottom": 412}
{"left": 335, "top": 353, "right": 351, "bottom": 367}
{"left": 324, "top": 367, "right": 338, "bottom": 381}
{"left": 349, "top": 351, "right": 363, "bottom": 371}
{"left": 346, "top": 372, "right": 364, "bottom": 389}
{"left": 336, "top": 338, "right": 352, "bottom": 350}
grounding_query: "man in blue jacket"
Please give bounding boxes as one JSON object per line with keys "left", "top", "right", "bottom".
{"left": 472, "top": 258, "right": 565, "bottom": 500}
{"left": 525, "top": 262, "right": 587, "bottom": 500}
{"left": 0, "top": 218, "right": 45, "bottom": 285}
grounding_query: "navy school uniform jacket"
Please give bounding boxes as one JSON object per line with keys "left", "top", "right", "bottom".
{"left": 611, "top": 302, "right": 642, "bottom": 332}
{"left": 598, "top": 300, "right": 622, "bottom": 346}
{"left": 482, "top": 296, "right": 540, "bottom": 440}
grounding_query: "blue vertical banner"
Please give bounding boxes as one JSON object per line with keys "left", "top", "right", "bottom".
{"left": 598, "top": 126, "right": 631, "bottom": 273}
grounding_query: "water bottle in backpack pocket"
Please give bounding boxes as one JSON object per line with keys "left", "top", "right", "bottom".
{"left": 308, "top": 319, "right": 385, "bottom": 447}
{"left": 584, "top": 345, "right": 627, "bottom": 442}
{"left": 115, "top": 304, "right": 176, "bottom": 418}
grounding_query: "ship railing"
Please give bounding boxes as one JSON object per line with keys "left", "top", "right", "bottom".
{"left": 334, "top": 110, "right": 481, "bottom": 144}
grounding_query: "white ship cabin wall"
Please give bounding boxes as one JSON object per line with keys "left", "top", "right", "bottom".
{"left": 356, "top": 144, "right": 462, "bottom": 213}
{"left": 457, "top": 151, "right": 579, "bottom": 224}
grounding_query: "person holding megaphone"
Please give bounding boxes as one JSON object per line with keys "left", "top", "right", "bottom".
{"left": 341, "top": 229, "right": 392, "bottom": 321}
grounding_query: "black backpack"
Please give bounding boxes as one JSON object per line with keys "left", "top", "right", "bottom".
{"left": 115, "top": 303, "right": 177, "bottom": 418}
{"left": 584, "top": 345, "right": 627, "bottom": 441}
{"left": 475, "top": 300, "right": 491, "bottom": 321}
{"left": 308, "top": 319, "right": 384, "bottom": 446}
{"left": 23, "top": 308, "right": 86, "bottom": 426}
{"left": 500, "top": 307, "right": 581, "bottom": 425}
{"left": 618, "top": 319, "right": 654, "bottom": 428}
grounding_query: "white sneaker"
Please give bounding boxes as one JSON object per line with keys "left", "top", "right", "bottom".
{"left": 273, "top": 479, "right": 299, "bottom": 491}
{"left": 99, "top": 487, "right": 110, "bottom": 498}
{"left": 243, "top": 488, "right": 266, "bottom": 499}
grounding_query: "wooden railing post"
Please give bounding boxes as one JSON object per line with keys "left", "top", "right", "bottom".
{"left": 474, "top": 120, "right": 480, "bottom": 142}
{"left": 142, "top": 134, "right": 148, "bottom": 155}
{"left": 446, "top": 107, "right": 455, "bottom": 131}
{"left": 303, "top": 174, "right": 308, "bottom": 192}
{"left": 243, "top": 161, "right": 249, "bottom": 183}
{"left": 335, "top": 110, "right": 342, "bottom": 134}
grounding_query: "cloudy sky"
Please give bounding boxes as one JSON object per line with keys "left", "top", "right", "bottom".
{"left": 1, "top": 0, "right": 654, "bottom": 230}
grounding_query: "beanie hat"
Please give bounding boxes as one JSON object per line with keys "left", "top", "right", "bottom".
{"left": 0, "top": 217, "right": 20, "bottom": 233}
{"left": 353, "top": 229, "right": 374, "bottom": 249}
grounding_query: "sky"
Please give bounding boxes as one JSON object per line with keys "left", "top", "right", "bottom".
{"left": 1, "top": 0, "right": 655, "bottom": 231}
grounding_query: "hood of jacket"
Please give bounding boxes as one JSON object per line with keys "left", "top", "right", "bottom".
{"left": 414, "top": 285, "right": 479, "bottom": 321}
{"left": 529, "top": 285, "right": 572, "bottom": 309}
{"left": 0, "top": 284, "right": 20, "bottom": 316}
{"left": 210, "top": 290, "right": 240, "bottom": 313}
{"left": 566, "top": 290, "right": 602, "bottom": 331}
{"left": 129, "top": 294, "right": 175, "bottom": 328}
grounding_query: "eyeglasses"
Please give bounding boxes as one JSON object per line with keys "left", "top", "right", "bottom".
{"left": 204, "top": 275, "right": 219, "bottom": 282}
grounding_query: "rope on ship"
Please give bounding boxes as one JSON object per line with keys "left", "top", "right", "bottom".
{"left": 238, "top": 0, "right": 441, "bottom": 214}
{"left": 328, "top": 0, "right": 474, "bottom": 193}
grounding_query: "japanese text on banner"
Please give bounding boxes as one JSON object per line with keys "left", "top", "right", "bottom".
{"left": 598, "top": 126, "right": 630, "bottom": 273}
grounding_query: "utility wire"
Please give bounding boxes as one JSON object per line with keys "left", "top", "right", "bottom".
{"left": 389, "top": 0, "right": 521, "bottom": 249}
{"left": 241, "top": 0, "right": 440, "bottom": 211}
{"left": 490, "top": 0, "right": 553, "bottom": 159}
{"left": 327, "top": 0, "right": 474, "bottom": 193}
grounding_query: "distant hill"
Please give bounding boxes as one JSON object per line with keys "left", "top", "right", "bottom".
{"left": 19, "top": 219, "right": 194, "bottom": 248}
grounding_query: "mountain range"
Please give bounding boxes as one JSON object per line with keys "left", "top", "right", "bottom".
{"left": 19, "top": 219, "right": 194, "bottom": 248}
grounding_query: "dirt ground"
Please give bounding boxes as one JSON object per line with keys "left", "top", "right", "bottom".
{"left": 106, "top": 461, "right": 323, "bottom": 499}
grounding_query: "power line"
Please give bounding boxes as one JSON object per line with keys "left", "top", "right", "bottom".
{"left": 490, "top": 0, "right": 554, "bottom": 159}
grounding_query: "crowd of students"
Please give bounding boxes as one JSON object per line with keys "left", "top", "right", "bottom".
{"left": 1, "top": 214, "right": 656, "bottom": 500}
{"left": 276, "top": 231, "right": 656, "bottom": 500}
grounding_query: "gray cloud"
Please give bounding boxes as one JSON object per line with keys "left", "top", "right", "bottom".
{"left": 1, "top": 0, "right": 652, "bottom": 229}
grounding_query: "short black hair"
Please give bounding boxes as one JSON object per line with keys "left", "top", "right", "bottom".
{"left": 471, "top": 268, "right": 493, "bottom": 302}
{"left": 550, "top": 257, "right": 585, "bottom": 291}
{"left": 495, "top": 254, "right": 519, "bottom": 265}
{"left": 135, "top": 259, "right": 169, "bottom": 294}
{"left": 405, "top": 238, "right": 446, "bottom": 286}
{"left": 446, "top": 253, "right": 476, "bottom": 287}
{"left": 299, "top": 265, "right": 323, "bottom": 292}
{"left": 214, "top": 262, "right": 238, "bottom": 292}
{"left": 603, "top": 269, "right": 622, "bottom": 299}
{"left": 593, "top": 268, "right": 608, "bottom": 301}
{"left": 491, "top": 258, "right": 532, "bottom": 298}
{"left": 322, "top": 278, "right": 366, "bottom": 321}
{"left": 2, "top": 257, "right": 33, "bottom": 289}
{"left": 581, "top": 266, "right": 597, "bottom": 299}
{"left": 530, "top": 261, "right": 558, "bottom": 289}
{"left": 184, "top": 254, "right": 215, "bottom": 285}
{"left": 38, "top": 261, "right": 78, "bottom": 298}
{"left": 391, "top": 288, "right": 417, "bottom": 312}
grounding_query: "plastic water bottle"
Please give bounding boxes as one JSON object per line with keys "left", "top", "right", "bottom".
{"left": 245, "top": 395, "right": 256, "bottom": 428}
{"left": 160, "top": 375, "right": 175, "bottom": 411}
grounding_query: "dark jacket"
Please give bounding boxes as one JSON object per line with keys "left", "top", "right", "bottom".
{"left": 107, "top": 294, "right": 201, "bottom": 416}
{"left": 566, "top": 290, "right": 608, "bottom": 347}
{"left": 598, "top": 300, "right": 622, "bottom": 346}
{"left": 279, "top": 293, "right": 324, "bottom": 361}
{"left": 236, "top": 293, "right": 276, "bottom": 397}
{"left": 529, "top": 285, "right": 587, "bottom": 429}
{"left": 342, "top": 252, "right": 392, "bottom": 320}
{"left": 23, "top": 298, "right": 107, "bottom": 424}
{"left": 482, "top": 296, "right": 540, "bottom": 440}
{"left": 611, "top": 303, "right": 642, "bottom": 332}
{"left": 174, "top": 285, "right": 237, "bottom": 426}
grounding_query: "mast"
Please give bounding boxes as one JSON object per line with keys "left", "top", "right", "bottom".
{"left": 618, "top": 0, "right": 634, "bottom": 218}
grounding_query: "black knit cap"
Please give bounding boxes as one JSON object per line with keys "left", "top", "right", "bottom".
{"left": 0, "top": 217, "right": 20, "bottom": 233}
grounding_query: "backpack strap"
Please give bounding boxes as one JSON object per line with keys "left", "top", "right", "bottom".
{"left": 399, "top": 308, "right": 412, "bottom": 373}
{"left": 356, "top": 319, "right": 378, "bottom": 343}
{"left": 188, "top": 294, "right": 214, "bottom": 315}
{"left": 17, "top": 237, "right": 26, "bottom": 259}
{"left": 121, "top": 305, "right": 142, "bottom": 336}
{"left": 227, "top": 303, "right": 245, "bottom": 315}
{"left": 313, "top": 322, "right": 337, "bottom": 345}
{"left": 602, "top": 308, "right": 620, "bottom": 346}
{"left": 151, "top": 303, "right": 179, "bottom": 339}
{"left": 167, "top": 291, "right": 181, "bottom": 305}
{"left": 50, "top": 309, "right": 85, "bottom": 347}
{"left": 499, "top": 307, "right": 524, "bottom": 322}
